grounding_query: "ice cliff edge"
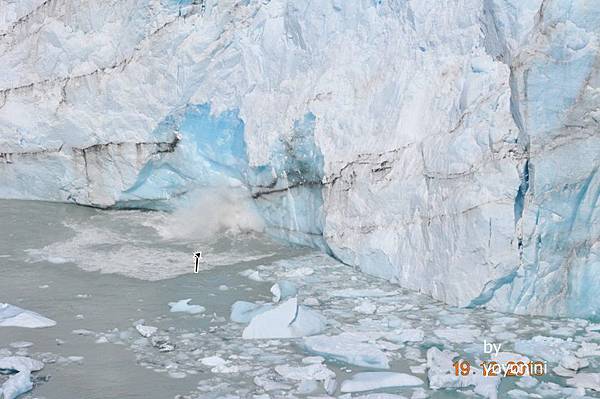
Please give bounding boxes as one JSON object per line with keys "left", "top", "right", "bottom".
{"left": 1, "top": 0, "right": 598, "bottom": 318}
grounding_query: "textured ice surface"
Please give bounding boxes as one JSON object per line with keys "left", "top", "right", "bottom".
{"left": 0, "top": 303, "right": 56, "bottom": 328}
{"left": 340, "top": 372, "right": 423, "bottom": 393}
{"left": 0, "top": 0, "right": 599, "bottom": 318}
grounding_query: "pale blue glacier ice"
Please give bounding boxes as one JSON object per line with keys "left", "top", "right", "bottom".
{"left": 0, "top": 0, "right": 598, "bottom": 318}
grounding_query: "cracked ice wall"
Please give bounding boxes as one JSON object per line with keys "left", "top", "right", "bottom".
{"left": 0, "top": 0, "right": 598, "bottom": 317}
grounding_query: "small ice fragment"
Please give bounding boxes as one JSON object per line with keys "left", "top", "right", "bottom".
{"left": 242, "top": 298, "right": 326, "bottom": 339}
{"left": 9, "top": 342, "right": 33, "bottom": 349}
{"left": 566, "top": 373, "right": 600, "bottom": 391}
{"left": 354, "top": 301, "right": 377, "bottom": 314}
{"left": 135, "top": 324, "right": 158, "bottom": 338}
{"left": 168, "top": 299, "right": 205, "bottom": 314}
{"left": 270, "top": 281, "right": 297, "bottom": 303}
{"left": 560, "top": 354, "right": 589, "bottom": 371}
{"left": 340, "top": 372, "right": 423, "bottom": 393}
{"left": 390, "top": 329, "right": 424, "bottom": 343}
{"left": 218, "top": 285, "right": 229, "bottom": 291}
{"left": 433, "top": 328, "right": 480, "bottom": 343}
{"left": 240, "top": 269, "right": 264, "bottom": 281}
{"left": 0, "top": 304, "right": 56, "bottom": 328}
{"left": 302, "top": 356, "right": 325, "bottom": 364}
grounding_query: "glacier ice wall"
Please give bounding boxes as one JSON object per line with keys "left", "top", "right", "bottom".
{"left": 0, "top": 0, "right": 598, "bottom": 317}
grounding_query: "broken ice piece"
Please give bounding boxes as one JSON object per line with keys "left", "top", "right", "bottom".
{"left": 135, "top": 324, "right": 158, "bottom": 338}
{"left": 168, "top": 299, "right": 205, "bottom": 314}
{"left": 0, "top": 303, "right": 56, "bottom": 328}
{"left": 340, "top": 372, "right": 423, "bottom": 393}
{"left": 242, "top": 298, "right": 326, "bottom": 339}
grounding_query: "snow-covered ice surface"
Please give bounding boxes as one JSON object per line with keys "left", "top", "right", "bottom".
{"left": 2, "top": 201, "right": 600, "bottom": 398}
{"left": 0, "top": 0, "right": 599, "bottom": 319}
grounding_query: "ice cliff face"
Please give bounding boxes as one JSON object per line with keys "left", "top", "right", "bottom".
{"left": 0, "top": 0, "right": 598, "bottom": 318}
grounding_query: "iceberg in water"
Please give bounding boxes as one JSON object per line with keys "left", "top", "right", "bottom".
{"left": 0, "top": 303, "right": 56, "bottom": 328}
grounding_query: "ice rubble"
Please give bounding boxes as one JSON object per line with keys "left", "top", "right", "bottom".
{"left": 1, "top": 0, "right": 599, "bottom": 316}
{"left": 67, "top": 251, "right": 600, "bottom": 398}
{"left": 0, "top": 303, "right": 55, "bottom": 328}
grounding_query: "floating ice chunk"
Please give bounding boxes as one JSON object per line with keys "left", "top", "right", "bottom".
{"left": 9, "top": 342, "right": 33, "bottom": 349}
{"left": 353, "top": 394, "right": 408, "bottom": 399}
{"left": 514, "top": 336, "right": 577, "bottom": 363}
{"left": 577, "top": 342, "right": 600, "bottom": 357}
{"left": 340, "top": 372, "right": 423, "bottom": 393}
{"left": 242, "top": 298, "right": 326, "bottom": 339}
{"left": 201, "top": 356, "right": 227, "bottom": 367}
{"left": 560, "top": 355, "right": 589, "bottom": 371}
{"left": 271, "top": 281, "right": 297, "bottom": 303}
{"left": 0, "top": 356, "right": 44, "bottom": 372}
{"left": 354, "top": 301, "right": 377, "bottom": 314}
{"left": 168, "top": 299, "right": 205, "bottom": 314}
{"left": 303, "top": 333, "right": 390, "bottom": 369}
{"left": 275, "top": 363, "right": 335, "bottom": 381}
{"left": 135, "top": 324, "right": 158, "bottom": 338}
{"left": 389, "top": 329, "right": 424, "bottom": 343}
{"left": 239, "top": 269, "right": 264, "bottom": 281}
{"left": 409, "top": 365, "right": 426, "bottom": 374}
{"left": 1, "top": 370, "right": 33, "bottom": 399}
{"left": 200, "top": 356, "right": 239, "bottom": 373}
{"left": 253, "top": 375, "right": 292, "bottom": 391}
{"left": 553, "top": 366, "right": 576, "bottom": 377}
{"left": 330, "top": 288, "right": 396, "bottom": 298}
{"left": 230, "top": 301, "right": 272, "bottom": 323}
{"left": 566, "top": 373, "right": 600, "bottom": 391}
{"left": 427, "top": 347, "right": 500, "bottom": 399}
{"left": 433, "top": 328, "right": 480, "bottom": 343}
{"left": 0, "top": 303, "right": 56, "bottom": 328}
{"left": 0, "top": 356, "right": 44, "bottom": 399}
